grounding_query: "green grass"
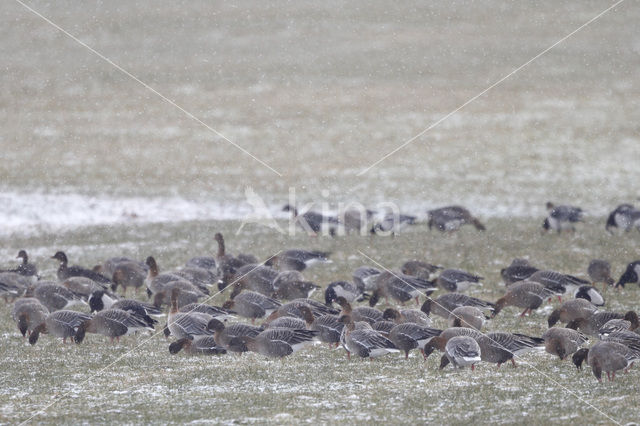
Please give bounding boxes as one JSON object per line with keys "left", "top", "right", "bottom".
{"left": 1, "top": 218, "right": 640, "bottom": 424}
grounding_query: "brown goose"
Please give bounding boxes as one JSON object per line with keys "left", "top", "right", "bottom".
{"left": 492, "top": 281, "right": 555, "bottom": 317}
{"left": 334, "top": 296, "right": 383, "bottom": 325}
{"left": 51, "top": 251, "right": 111, "bottom": 285}
{"left": 272, "top": 271, "right": 320, "bottom": 300}
{"left": 214, "top": 233, "right": 251, "bottom": 285}
{"left": 169, "top": 336, "right": 227, "bottom": 355}
{"left": 500, "top": 259, "right": 539, "bottom": 285}
{"left": 427, "top": 206, "right": 485, "bottom": 232}
{"left": 388, "top": 323, "right": 442, "bottom": 359}
{"left": 12, "top": 298, "right": 49, "bottom": 337}
{"left": 566, "top": 311, "right": 639, "bottom": 337}
{"left": 369, "top": 271, "right": 436, "bottom": 306}
{"left": 206, "top": 318, "right": 263, "bottom": 353}
{"left": 587, "top": 259, "right": 614, "bottom": 291}
{"left": 309, "top": 314, "right": 344, "bottom": 348}
{"left": 0, "top": 272, "right": 32, "bottom": 300}
{"left": 4, "top": 250, "right": 38, "bottom": 280}
{"left": 547, "top": 298, "right": 598, "bottom": 327}
{"left": 30, "top": 282, "right": 87, "bottom": 312}
{"left": 61, "top": 277, "right": 108, "bottom": 300}
{"left": 228, "top": 264, "right": 278, "bottom": 298}
{"left": 448, "top": 306, "right": 486, "bottom": 331}
{"left": 423, "top": 327, "right": 483, "bottom": 359}
{"left": 232, "top": 328, "right": 318, "bottom": 358}
{"left": 421, "top": 293, "right": 495, "bottom": 319}
{"left": 401, "top": 260, "right": 442, "bottom": 280}
{"left": 339, "top": 315, "right": 399, "bottom": 359}
{"left": 28, "top": 310, "right": 93, "bottom": 345}
{"left": 382, "top": 308, "right": 431, "bottom": 327}
{"left": 573, "top": 341, "right": 639, "bottom": 381}
{"left": 75, "top": 309, "right": 153, "bottom": 343}
{"left": 266, "top": 249, "right": 332, "bottom": 271}
{"left": 110, "top": 260, "right": 148, "bottom": 295}
{"left": 542, "top": 327, "right": 589, "bottom": 360}
{"left": 222, "top": 290, "right": 281, "bottom": 323}
{"left": 167, "top": 290, "right": 216, "bottom": 339}
{"left": 436, "top": 269, "right": 483, "bottom": 293}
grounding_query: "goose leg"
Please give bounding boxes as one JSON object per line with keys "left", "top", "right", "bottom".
{"left": 511, "top": 358, "right": 517, "bottom": 368}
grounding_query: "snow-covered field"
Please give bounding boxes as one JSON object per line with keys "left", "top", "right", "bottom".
{"left": 2, "top": 0, "right": 640, "bottom": 423}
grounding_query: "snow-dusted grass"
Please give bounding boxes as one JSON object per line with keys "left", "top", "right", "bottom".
{"left": 1, "top": 218, "right": 640, "bottom": 424}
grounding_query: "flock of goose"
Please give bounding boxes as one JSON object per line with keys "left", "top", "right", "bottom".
{"left": 2, "top": 202, "right": 640, "bottom": 383}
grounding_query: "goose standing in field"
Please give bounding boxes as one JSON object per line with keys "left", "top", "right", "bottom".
{"left": 30, "top": 282, "right": 86, "bottom": 312}
{"left": 421, "top": 293, "right": 496, "bottom": 319}
{"left": 12, "top": 298, "right": 49, "bottom": 337}
{"left": 75, "top": 308, "right": 154, "bottom": 343}
{"left": 572, "top": 341, "right": 639, "bottom": 381}
{"left": 388, "top": 322, "right": 441, "bottom": 359}
{"left": 352, "top": 266, "right": 381, "bottom": 292}
{"left": 51, "top": 251, "right": 111, "bottom": 285}
{"left": 334, "top": 296, "right": 383, "bottom": 325}
{"left": 222, "top": 290, "right": 281, "bottom": 323}
{"left": 547, "top": 298, "right": 599, "bottom": 327}
{"left": 492, "top": 281, "right": 555, "bottom": 317}
{"left": 324, "top": 281, "right": 368, "bottom": 305}
{"left": 427, "top": 206, "right": 485, "bottom": 232}
{"left": 473, "top": 332, "right": 545, "bottom": 367}
{"left": 266, "top": 249, "right": 332, "bottom": 271}
{"left": 110, "top": 261, "right": 149, "bottom": 295}
{"left": 615, "top": 261, "right": 640, "bottom": 289}
{"left": 88, "top": 290, "right": 161, "bottom": 327}
{"left": 1, "top": 250, "right": 38, "bottom": 281}
{"left": 574, "top": 285, "right": 605, "bottom": 306}
{"left": 167, "top": 290, "right": 217, "bottom": 339}
{"left": 272, "top": 271, "right": 320, "bottom": 300}
{"left": 605, "top": 203, "right": 640, "bottom": 233}
{"left": 500, "top": 259, "right": 539, "bottom": 285}
{"left": 587, "top": 259, "right": 615, "bottom": 291}
{"left": 0, "top": 272, "right": 32, "bottom": 300}
{"left": 440, "top": 336, "right": 482, "bottom": 370}
{"left": 169, "top": 336, "right": 227, "bottom": 355}
{"left": 448, "top": 306, "right": 486, "bottom": 331}
{"left": 382, "top": 308, "right": 431, "bottom": 327}
{"left": 309, "top": 313, "right": 344, "bottom": 348}
{"left": 542, "top": 203, "right": 584, "bottom": 233}
{"left": 527, "top": 270, "right": 589, "bottom": 299}
{"left": 61, "top": 277, "right": 109, "bottom": 301}
{"left": 566, "top": 311, "right": 639, "bottom": 337}
{"left": 28, "top": 310, "right": 93, "bottom": 344}
{"left": 401, "top": 260, "right": 442, "bottom": 280}
{"left": 282, "top": 204, "right": 340, "bottom": 237}
{"left": 227, "top": 264, "right": 278, "bottom": 298}
{"left": 214, "top": 233, "right": 252, "bottom": 283}
{"left": 233, "top": 328, "right": 318, "bottom": 358}
{"left": 436, "top": 269, "right": 483, "bottom": 293}
{"left": 370, "top": 212, "right": 417, "bottom": 236}
{"left": 369, "top": 271, "right": 436, "bottom": 306}
{"left": 339, "top": 315, "right": 399, "bottom": 359}
{"left": 206, "top": 318, "right": 263, "bottom": 354}
{"left": 542, "top": 327, "right": 589, "bottom": 360}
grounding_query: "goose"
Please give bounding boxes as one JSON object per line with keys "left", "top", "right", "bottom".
{"left": 421, "top": 293, "right": 495, "bottom": 319}
{"left": 178, "top": 303, "right": 235, "bottom": 320}
{"left": 572, "top": 341, "right": 639, "bottom": 381}
{"left": 601, "top": 330, "right": 640, "bottom": 355}
{"left": 266, "top": 249, "right": 331, "bottom": 271}
{"left": 12, "top": 298, "right": 49, "bottom": 337}
{"left": 30, "top": 282, "right": 86, "bottom": 312}
{"left": 227, "top": 264, "right": 278, "bottom": 298}
{"left": 474, "top": 332, "right": 545, "bottom": 367}
{"left": 334, "top": 296, "right": 383, "bottom": 325}
{"left": 492, "top": 281, "right": 555, "bottom": 317}
{"left": 547, "top": 298, "right": 598, "bottom": 327}
{"left": 615, "top": 261, "right": 640, "bottom": 289}
{"left": 388, "top": 323, "right": 441, "bottom": 359}
{"left": 587, "top": 259, "right": 614, "bottom": 290}
{"left": 369, "top": 271, "right": 436, "bottom": 306}
{"left": 309, "top": 314, "right": 344, "bottom": 348}
{"left": 324, "top": 281, "right": 367, "bottom": 305}
{"left": 28, "top": 310, "right": 93, "bottom": 344}
{"left": 214, "top": 233, "right": 250, "bottom": 284}
{"left": 372, "top": 320, "right": 396, "bottom": 337}
{"left": 340, "top": 208, "right": 375, "bottom": 234}
{"left": 152, "top": 279, "right": 206, "bottom": 309}
{"left": 0, "top": 272, "right": 32, "bottom": 300}
{"left": 75, "top": 308, "right": 154, "bottom": 343}
{"left": 599, "top": 319, "right": 633, "bottom": 337}
{"left": 427, "top": 206, "right": 485, "bottom": 232}
{"left": 266, "top": 316, "right": 309, "bottom": 330}
{"left": 566, "top": 311, "right": 639, "bottom": 337}
{"left": 527, "top": 270, "right": 589, "bottom": 299}
{"left": 605, "top": 204, "right": 640, "bottom": 233}
{"left": 282, "top": 204, "right": 340, "bottom": 236}
{"left": 272, "top": 273, "right": 320, "bottom": 300}
{"left": 448, "top": 306, "right": 486, "bottom": 330}
{"left": 423, "top": 327, "right": 484, "bottom": 359}
{"left": 172, "top": 266, "right": 217, "bottom": 291}
{"left": 169, "top": 336, "right": 227, "bottom": 355}
{"left": 110, "top": 261, "right": 147, "bottom": 295}
{"left": 500, "top": 259, "right": 539, "bottom": 285}
{"left": 574, "top": 285, "right": 605, "bottom": 306}
{"left": 99, "top": 257, "right": 146, "bottom": 278}
{"left": 167, "top": 290, "right": 216, "bottom": 339}
{"left": 61, "top": 277, "right": 108, "bottom": 300}
{"left": 233, "top": 328, "right": 318, "bottom": 358}
{"left": 352, "top": 266, "right": 381, "bottom": 292}
{"left": 2, "top": 250, "right": 38, "bottom": 280}
{"left": 206, "top": 318, "right": 263, "bottom": 353}
{"left": 51, "top": 251, "right": 111, "bottom": 284}
{"left": 436, "top": 269, "right": 483, "bottom": 293}
{"left": 401, "top": 260, "right": 442, "bottom": 280}
{"left": 370, "top": 212, "right": 417, "bottom": 235}
{"left": 88, "top": 291, "right": 161, "bottom": 327}
{"left": 291, "top": 298, "right": 340, "bottom": 317}
{"left": 338, "top": 315, "right": 399, "bottom": 359}
{"left": 382, "top": 308, "right": 431, "bottom": 327}
{"left": 542, "top": 327, "right": 589, "bottom": 360}
{"left": 542, "top": 203, "right": 584, "bottom": 233}
{"left": 440, "top": 336, "right": 482, "bottom": 370}
{"left": 262, "top": 303, "right": 316, "bottom": 325}
{"left": 144, "top": 256, "right": 185, "bottom": 297}
{"left": 222, "top": 290, "right": 281, "bottom": 323}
